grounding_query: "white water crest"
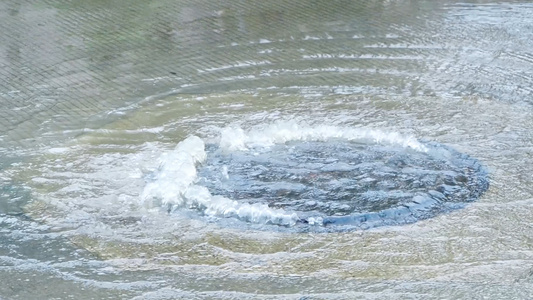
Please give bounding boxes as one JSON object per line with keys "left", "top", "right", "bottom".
{"left": 141, "top": 135, "right": 299, "bottom": 226}
{"left": 219, "top": 120, "right": 428, "bottom": 153}
{"left": 141, "top": 122, "right": 435, "bottom": 228}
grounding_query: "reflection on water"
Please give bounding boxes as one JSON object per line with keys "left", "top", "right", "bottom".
{"left": 1, "top": 0, "right": 533, "bottom": 299}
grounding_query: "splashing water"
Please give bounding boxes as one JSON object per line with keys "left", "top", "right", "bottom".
{"left": 141, "top": 122, "right": 488, "bottom": 231}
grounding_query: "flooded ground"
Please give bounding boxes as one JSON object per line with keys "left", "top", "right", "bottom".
{"left": 1, "top": 0, "right": 533, "bottom": 299}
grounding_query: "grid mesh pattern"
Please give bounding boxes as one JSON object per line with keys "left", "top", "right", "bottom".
{"left": 1, "top": 0, "right": 532, "bottom": 149}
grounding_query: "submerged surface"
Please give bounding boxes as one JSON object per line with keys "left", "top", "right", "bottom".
{"left": 1, "top": 0, "right": 533, "bottom": 299}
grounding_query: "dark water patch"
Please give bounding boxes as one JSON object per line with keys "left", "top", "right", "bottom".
{"left": 198, "top": 140, "right": 489, "bottom": 231}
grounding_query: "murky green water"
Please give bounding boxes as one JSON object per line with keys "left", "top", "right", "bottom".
{"left": 1, "top": 0, "right": 533, "bottom": 299}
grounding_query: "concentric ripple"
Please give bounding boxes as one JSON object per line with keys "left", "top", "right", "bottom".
{"left": 142, "top": 123, "right": 489, "bottom": 231}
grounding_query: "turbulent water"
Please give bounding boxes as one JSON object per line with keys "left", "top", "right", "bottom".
{"left": 189, "top": 123, "right": 489, "bottom": 231}
{"left": 1, "top": 0, "right": 533, "bottom": 299}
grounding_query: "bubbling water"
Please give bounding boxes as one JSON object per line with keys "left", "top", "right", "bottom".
{"left": 142, "top": 122, "right": 489, "bottom": 231}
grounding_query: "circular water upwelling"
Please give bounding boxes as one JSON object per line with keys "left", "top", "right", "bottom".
{"left": 143, "top": 123, "right": 489, "bottom": 232}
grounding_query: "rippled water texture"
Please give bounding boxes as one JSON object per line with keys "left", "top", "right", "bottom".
{"left": 192, "top": 124, "right": 489, "bottom": 231}
{"left": 1, "top": 0, "right": 533, "bottom": 299}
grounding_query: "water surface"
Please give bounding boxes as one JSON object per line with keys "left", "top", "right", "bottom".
{"left": 1, "top": 0, "right": 533, "bottom": 299}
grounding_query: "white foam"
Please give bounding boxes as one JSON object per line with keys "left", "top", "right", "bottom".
{"left": 141, "top": 136, "right": 206, "bottom": 207}
{"left": 141, "top": 136, "right": 299, "bottom": 226}
{"left": 218, "top": 120, "right": 428, "bottom": 152}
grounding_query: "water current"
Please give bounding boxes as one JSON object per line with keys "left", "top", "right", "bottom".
{"left": 1, "top": 0, "right": 533, "bottom": 299}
